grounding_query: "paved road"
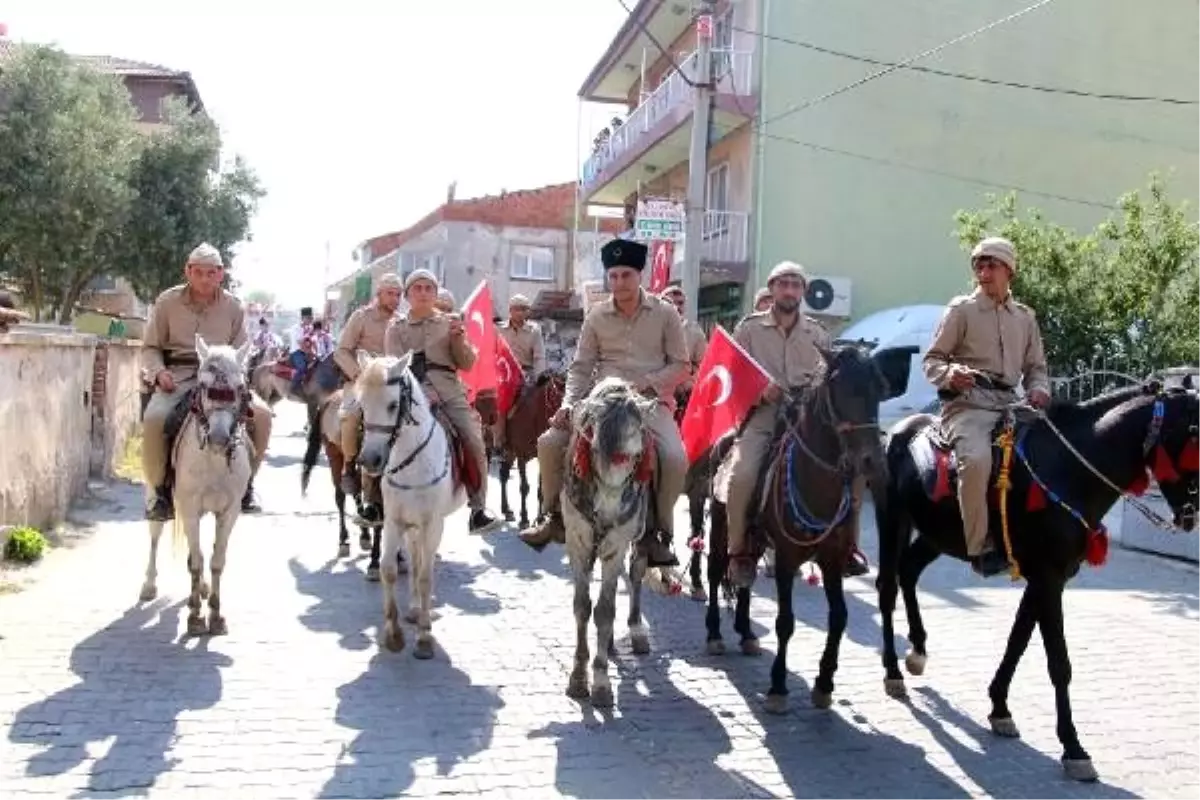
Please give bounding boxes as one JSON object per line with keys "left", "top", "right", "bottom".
{"left": 2, "top": 404, "right": 1197, "bottom": 798}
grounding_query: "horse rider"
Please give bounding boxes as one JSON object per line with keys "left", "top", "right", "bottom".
{"left": 752, "top": 287, "right": 773, "bottom": 313}
{"left": 519, "top": 239, "right": 689, "bottom": 568}
{"left": 310, "top": 319, "right": 335, "bottom": 358}
{"left": 287, "top": 306, "right": 314, "bottom": 351}
{"left": 385, "top": 268, "right": 502, "bottom": 534}
{"left": 717, "top": 261, "right": 873, "bottom": 588}
{"left": 922, "top": 236, "right": 1051, "bottom": 577}
{"left": 252, "top": 317, "right": 279, "bottom": 352}
{"left": 493, "top": 293, "right": 547, "bottom": 449}
{"left": 335, "top": 273, "right": 403, "bottom": 525}
{"left": 435, "top": 288, "right": 456, "bottom": 314}
{"left": 140, "top": 243, "right": 274, "bottom": 520}
{"left": 659, "top": 285, "right": 707, "bottom": 394}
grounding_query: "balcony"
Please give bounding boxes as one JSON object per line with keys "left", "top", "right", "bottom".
{"left": 673, "top": 209, "right": 752, "bottom": 286}
{"left": 580, "top": 49, "right": 756, "bottom": 205}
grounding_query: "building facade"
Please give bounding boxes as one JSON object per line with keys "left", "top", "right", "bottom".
{"left": 577, "top": 0, "right": 1198, "bottom": 325}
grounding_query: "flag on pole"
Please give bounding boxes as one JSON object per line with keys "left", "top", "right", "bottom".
{"left": 495, "top": 335, "right": 525, "bottom": 416}
{"left": 459, "top": 281, "right": 498, "bottom": 403}
{"left": 679, "top": 326, "right": 772, "bottom": 463}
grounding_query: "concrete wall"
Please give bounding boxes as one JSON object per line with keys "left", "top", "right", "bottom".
{"left": 90, "top": 340, "right": 145, "bottom": 478}
{"left": 0, "top": 331, "right": 97, "bottom": 530}
{"left": 756, "top": 0, "right": 1199, "bottom": 322}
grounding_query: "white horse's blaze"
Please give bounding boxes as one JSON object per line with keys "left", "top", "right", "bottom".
{"left": 561, "top": 378, "right": 658, "bottom": 707}
{"left": 356, "top": 351, "right": 463, "bottom": 657}
{"left": 141, "top": 335, "right": 253, "bottom": 639}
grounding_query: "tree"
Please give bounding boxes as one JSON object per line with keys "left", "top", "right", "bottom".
{"left": 116, "top": 99, "right": 265, "bottom": 303}
{"left": 954, "top": 172, "right": 1199, "bottom": 378}
{"left": 0, "top": 45, "right": 139, "bottom": 321}
{"left": 243, "top": 289, "right": 276, "bottom": 307}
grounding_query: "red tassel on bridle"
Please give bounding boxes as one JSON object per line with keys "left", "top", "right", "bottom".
{"left": 1152, "top": 444, "right": 1180, "bottom": 483}
{"left": 1085, "top": 527, "right": 1109, "bottom": 566}
{"left": 1126, "top": 470, "right": 1150, "bottom": 496}
{"left": 633, "top": 432, "right": 655, "bottom": 484}
{"left": 1180, "top": 438, "right": 1199, "bottom": 472}
{"left": 572, "top": 428, "right": 593, "bottom": 480}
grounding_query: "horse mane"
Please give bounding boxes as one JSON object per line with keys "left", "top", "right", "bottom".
{"left": 576, "top": 378, "right": 644, "bottom": 461}
{"left": 1045, "top": 383, "right": 1155, "bottom": 427}
{"left": 356, "top": 357, "right": 396, "bottom": 391}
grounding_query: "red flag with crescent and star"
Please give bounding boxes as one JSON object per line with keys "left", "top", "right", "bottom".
{"left": 648, "top": 240, "right": 673, "bottom": 294}
{"left": 458, "top": 281, "right": 498, "bottom": 403}
{"left": 680, "top": 325, "right": 772, "bottom": 463}
{"left": 495, "top": 335, "right": 525, "bottom": 416}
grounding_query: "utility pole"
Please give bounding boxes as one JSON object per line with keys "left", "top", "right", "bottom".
{"left": 681, "top": 0, "right": 715, "bottom": 324}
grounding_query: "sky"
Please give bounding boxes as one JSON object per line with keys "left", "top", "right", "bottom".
{"left": 1, "top": 0, "right": 630, "bottom": 308}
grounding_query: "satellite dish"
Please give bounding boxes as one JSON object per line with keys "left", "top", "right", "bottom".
{"left": 805, "top": 278, "right": 835, "bottom": 312}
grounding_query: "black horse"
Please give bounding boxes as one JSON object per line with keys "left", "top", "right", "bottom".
{"left": 705, "top": 344, "right": 888, "bottom": 711}
{"left": 875, "top": 380, "right": 1198, "bottom": 782}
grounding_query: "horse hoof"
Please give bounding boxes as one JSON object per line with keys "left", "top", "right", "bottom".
{"left": 518, "top": 517, "right": 529, "bottom": 529}
{"left": 365, "top": 565, "right": 380, "bottom": 582}
{"left": 413, "top": 638, "right": 436, "bottom": 660}
{"left": 905, "top": 651, "right": 927, "bottom": 676}
{"left": 404, "top": 608, "right": 420, "bottom": 625}
{"left": 199, "top": 581, "right": 211, "bottom": 600}
{"left": 208, "top": 615, "right": 228, "bottom": 636}
{"left": 186, "top": 616, "right": 208, "bottom": 637}
{"left": 989, "top": 715, "right": 1021, "bottom": 738}
{"left": 811, "top": 689, "right": 833, "bottom": 709}
{"left": 1062, "top": 757, "right": 1098, "bottom": 783}
{"left": 630, "top": 632, "right": 651, "bottom": 655}
{"left": 884, "top": 678, "right": 907, "bottom": 699}
{"left": 337, "top": 542, "right": 351, "bottom": 558}
{"left": 382, "top": 624, "right": 405, "bottom": 653}
{"left": 763, "top": 693, "right": 788, "bottom": 715}
{"left": 503, "top": 510, "right": 515, "bottom": 522}
{"left": 566, "top": 676, "right": 590, "bottom": 700}
{"left": 590, "top": 684, "right": 614, "bottom": 708}
{"left": 358, "top": 533, "right": 372, "bottom": 552}
{"left": 690, "top": 586, "right": 707, "bottom": 602}
{"left": 740, "top": 637, "right": 762, "bottom": 656}
{"left": 706, "top": 639, "right": 726, "bottom": 656}
{"left": 138, "top": 584, "right": 157, "bottom": 602}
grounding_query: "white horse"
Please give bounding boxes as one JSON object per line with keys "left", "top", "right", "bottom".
{"left": 355, "top": 350, "right": 464, "bottom": 659}
{"left": 562, "top": 377, "right": 659, "bottom": 708}
{"left": 140, "top": 335, "right": 254, "bottom": 637}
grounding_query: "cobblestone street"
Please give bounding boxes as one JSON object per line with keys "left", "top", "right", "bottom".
{"left": 2, "top": 405, "right": 1197, "bottom": 798}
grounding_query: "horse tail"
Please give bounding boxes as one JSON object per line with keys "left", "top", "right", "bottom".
{"left": 302, "top": 401, "right": 325, "bottom": 478}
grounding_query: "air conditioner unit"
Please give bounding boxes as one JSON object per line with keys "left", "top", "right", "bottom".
{"left": 801, "top": 275, "right": 853, "bottom": 318}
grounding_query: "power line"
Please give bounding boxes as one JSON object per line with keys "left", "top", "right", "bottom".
{"left": 733, "top": 25, "right": 1197, "bottom": 105}
{"left": 613, "top": 0, "right": 695, "bottom": 88}
{"left": 759, "top": 0, "right": 1058, "bottom": 129}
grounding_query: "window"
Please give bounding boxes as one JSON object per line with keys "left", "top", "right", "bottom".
{"left": 704, "top": 162, "right": 730, "bottom": 238}
{"left": 711, "top": 8, "right": 734, "bottom": 76}
{"left": 510, "top": 246, "right": 556, "bottom": 281}
{"left": 421, "top": 253, "right": 445, "bottom": 282}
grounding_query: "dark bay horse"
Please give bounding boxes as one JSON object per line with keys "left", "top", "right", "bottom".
{"left": 705, "top": 345, "right": 888, "bottom": 711}
{"left": 496, "top": 371, "right": 566, "bottom": 527}
{"left": 675, "top": 386, "right": 736, "bottom": 600}
{"left": 875, "top": 380, "right": 1198, "bottom": 782}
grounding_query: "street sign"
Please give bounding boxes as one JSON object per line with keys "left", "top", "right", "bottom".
{"left": 696, "top": 14, "right": 713, "bottom": 40}
{"left": 634, "top": 198, "right": 685, "bottom": 242}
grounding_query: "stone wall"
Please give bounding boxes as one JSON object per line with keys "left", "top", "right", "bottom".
{"left": 0, "top": 331, "right": 98, "bottom": 530}
{"left": 89, "top": 340, "right": 145, "bottom": 478}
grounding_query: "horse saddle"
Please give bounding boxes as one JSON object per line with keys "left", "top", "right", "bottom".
{"left": 907, "top": 417, "right": 1013, "bottom": 505}
{"left": 431, "top": 405, "right": 483, "bottom": 497}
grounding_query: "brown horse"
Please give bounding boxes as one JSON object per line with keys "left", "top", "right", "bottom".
{"left": 496, "top": 371, "right": 566, "bottom": 528}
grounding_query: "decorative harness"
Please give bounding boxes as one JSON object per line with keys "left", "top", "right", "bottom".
{"left": 993, "top": 390, "right": 1199, "bottom": 580}
{"left": 566, "top": 405, "right": 656, "bottom": 535}
{"left": 184, "top": 373, "right": 253, "bottom": 468}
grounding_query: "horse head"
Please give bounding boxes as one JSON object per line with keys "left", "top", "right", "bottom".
{"left": 782, "top": 342, "right": 889, "bottom": 474}
{"left": 194, "top": 334, "right": 253, "bottom": 450}
{"left": 354, "top": 350, "right": 432, "bottom": 477}
{"left": 1144, "top": 382, "right": 1199, "bottom": 531}
{"left": 571, "top": 377, "right": 657, "bottom": 491}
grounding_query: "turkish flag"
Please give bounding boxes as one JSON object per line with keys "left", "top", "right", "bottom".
{"left": 495, "top": 335, "right": 525, "bottom": 416}
{"left": 680, "top": 326, "right": 772, "bottom": 463}
{"left": 648, "top": 240, "right": 673, "bottom": 294}
{"left": 459, "top": 281, "right": 498, "bottom": 403}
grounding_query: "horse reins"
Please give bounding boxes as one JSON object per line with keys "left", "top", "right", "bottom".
{"left": 364, "top": 373, "right": 450, "bottom": 490}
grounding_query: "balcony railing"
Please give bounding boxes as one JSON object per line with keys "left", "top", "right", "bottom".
{"left": 580, "top": 49, "right": 754, "bottom": 189}
{"left": 695, "top": 209, "right": 749, "bottom": 264}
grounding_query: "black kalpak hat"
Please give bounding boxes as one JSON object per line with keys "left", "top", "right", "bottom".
{"left": 601, "top": 239, "right": 648, "bottom": 271}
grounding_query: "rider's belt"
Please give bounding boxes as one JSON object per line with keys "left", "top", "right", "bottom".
{"left": 163, "top": 352, "right": 199, "bottom": 367}
{"left": 409, "top": 351, "right": 455, "bottom": 383}
{"left": 937, "top": 374, "right": 1014, "bottom": 401}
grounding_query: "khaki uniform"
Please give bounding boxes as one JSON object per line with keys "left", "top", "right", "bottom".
{"left": 335, "top": 304, "right": 396, "bottom": 462}
{"left": 141, "top": 285, "right": 272, "bottom": 490}
{"left": 679, "top": 320, "right": 708, "bottom": 392}
{"left": 715, "top": 310, "right": 830, "bottom": 555}
{"left": 494, "top": 320, "right": 547, "bottom": 446}
{"left": 385, "top": 312, "right": 488, "bottom": 509}
{"left": 922, "top": 288, "right": 1050, "bottom": 556}
{"left": 538, "top": 291, "right": 689, "bottom": 533}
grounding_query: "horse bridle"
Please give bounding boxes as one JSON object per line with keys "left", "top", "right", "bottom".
{"left": 362, "top": 373, "right": 443, "bottom": 481}
{"left": 189, "top": 375, "right": 252, "bottom": 466}
{"left": 782, "top": 383, "right": 879, "bottom": 477}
